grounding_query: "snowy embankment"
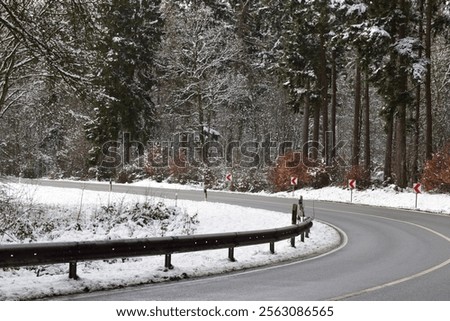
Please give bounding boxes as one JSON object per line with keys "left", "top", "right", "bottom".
{"left": 129, "top": 179, "right": 450, "bottom": 214}
{"left": 274, "top": 185, "right": 450, "bottom": 215}
{"left": 0, "top": 183, "right": 340, "bottom": 301}
{"left": 26, "top": 178, "right": 450, "bottom": 215}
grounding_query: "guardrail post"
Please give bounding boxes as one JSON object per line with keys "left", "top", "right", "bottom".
{"left": 69, "top": 261, "right": 78, "bottom": 280}
{"left": 164, "top": 254, "right": 173, "bottom": 271}
{"left": 270, "top": 242, "right": 275, "bottom": 254}
{"left": 291, "top": 203, "right": 298, "bottom": 224}
{"left": 228, "top": 247, "right": 236, "bottom": 262}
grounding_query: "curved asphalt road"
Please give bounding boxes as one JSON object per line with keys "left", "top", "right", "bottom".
{"left": 26, "top": 179, "right": 450, "bottom": 300}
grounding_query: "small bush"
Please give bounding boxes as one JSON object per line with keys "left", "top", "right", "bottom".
{"left": 93, "top": 201, "right": 199, "bottom": 237}
{"left": 0, "top": 188, "right": 51, "bottom": 242}
{"left": 344, "top": 165, "right": 371, "bottom": 189}
{"left": 230, "top": 167, "right": 269, "bottom": 192}
{"left": 422, "top": 143, "right": 450, "bottom": 193}
{"left": 116, "top": 165, "right": 144, "bottom": 184}
{"left": 308, "top": 164, "right": 331, "bottom": 189}
{"left": 268, "top": 151, "right": 331, "bottom": 192}
{"left": 88, "top": 166, "right": 115, "bottom": 181}
{"left": 167, "top": 152, "right": 203, "bottom": 184}
{"left": 145, "top": 145, "right": 170, "bottom": 182}
{"left": 202, "top": 167, "right": 219, "bottom": 189}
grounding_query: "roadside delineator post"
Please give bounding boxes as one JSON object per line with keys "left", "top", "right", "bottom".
{"left": 413, "top": 183, "right": 422, "bottom": 209}
{"left": 225, "top": 173, "right": 233, "bottom": 191}
{"left": 348, "top": 179, "right": 356, "bottom": 203}
{"left": 291, "top": 177, "right": 298, "bottom": 197}
{"left": 108, "top": 178, "right": 112, "bottom": 206}
{"left": 203, "top": 187, "right": 207, "bottom": 201}
{"left": 298, "top": 196, "right": 305, "bottom": 220}
{"left": 299, "top": 196, "right": 306, "bottom": 242}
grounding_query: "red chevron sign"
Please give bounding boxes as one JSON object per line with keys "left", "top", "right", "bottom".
{"left": 291, "top": 177, "right": 298, "bottom": 186}
{"left": 348, "top": 179, "right": 356, "bottom": 190}
{"left": 226, "top": 173, "right": 232, "bottom": 182}
{"left": 413, "top": 183, "right": 422, "bottom": 194}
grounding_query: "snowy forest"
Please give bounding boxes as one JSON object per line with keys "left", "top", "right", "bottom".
{"left": 0, "top": 0, "right": 449, "bottom": 192}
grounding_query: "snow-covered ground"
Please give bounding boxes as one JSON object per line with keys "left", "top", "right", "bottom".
{"left": 276, "top": 185, "right": 450, "bottom": 215}
{"left": 0, "top": 183, "right": 341, "bottom": 300}
{"left": 129, "top": 179, "right": 450, "bottom": 215}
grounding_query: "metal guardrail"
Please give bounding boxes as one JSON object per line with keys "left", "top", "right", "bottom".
{"left": 0, "top": 202, "right": 312, "bottom": 279}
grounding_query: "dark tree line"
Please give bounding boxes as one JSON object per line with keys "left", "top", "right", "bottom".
{"left": 0, "top": 0, "right": 449, "bottom": 190}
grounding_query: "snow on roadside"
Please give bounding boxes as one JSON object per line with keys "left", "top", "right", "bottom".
{"left": 0, "top": 184, "right": 341, "bottom": 300}
{"left": 130, "top": 178, "right": 203, "bottom": 190}
{"left": 32, "top": 178, "right": 450, "bottom": 215}
{"left": 128, "top": 178, "right": 450, "bottom": 215}
{"left": 275, "top": 185, "right": 450, "bottom": 215}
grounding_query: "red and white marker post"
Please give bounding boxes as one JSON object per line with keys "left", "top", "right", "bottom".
{"left": 348, "top": 179, "right": 356, "bottom": 203}
{"left": 413, "top": 183, "right": 422, "bottom": 208}
{"left": 225, "top": 173, "right": 233, "bottom": 190}
{"left": 291, "top": 177, "right": 298, "bottom": 196}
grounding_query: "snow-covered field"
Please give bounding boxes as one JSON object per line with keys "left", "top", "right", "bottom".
{"left": 128, "top": 179, "right": 450, "bottom": 215}
{"left": 0, "top": 183, "right": 340, "bottom": 301}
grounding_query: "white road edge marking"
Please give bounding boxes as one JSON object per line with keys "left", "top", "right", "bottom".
{"left": 329, "top": 258, "right": 450, "bottom": 301}
{"left": 325, "top": 209, "right": 450, "bottom": 300}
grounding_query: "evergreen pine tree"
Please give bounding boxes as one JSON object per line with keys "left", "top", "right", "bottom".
{"left": 86, "top": 0, "right": 163, "bottom": 174}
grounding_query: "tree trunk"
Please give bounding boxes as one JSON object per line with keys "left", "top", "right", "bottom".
{"left": 319, "top": 32, "right": 329, "bottom": 165}
{"left": 352, "top": 59, "right": 361, "bottom": 167}
{"left": 236, "top": 0, "right": 250, "bottom": 40}
{"left": 395, "top": 0, "right": 408, "bottom": 188}
{"left": 384, "top": 113, "right": 394, "bottom": 182}
{"left": 395, "top": 102, "right": 407, "bottom": 188}
{"left": 425, "top": 0, "right": 433, "bottom": 160}
{"left": 123, "top": 132, "right": 130, "bottom": 165}
{"left": 0, "top": 40, "right": 18, "bottom": 118}
{"left": 412, "top": 0, "right": 424, "bottom": 182}
{"left": 412, "top": 84, "right": 420, "bottom": 182}
{"left": 312, "top": 100, "right": 320, "bottom": 161}
{"left": 302, "top": 80, "right": 310, "bottom": 158}
{"left": 331, "top": 49, "right": 337, "bottom": 163}
{"left": 197, "top": 89, "right": 205, "bottom": 164}
{"left": 364, "top": 70, "right": 371, "bottom": 171}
